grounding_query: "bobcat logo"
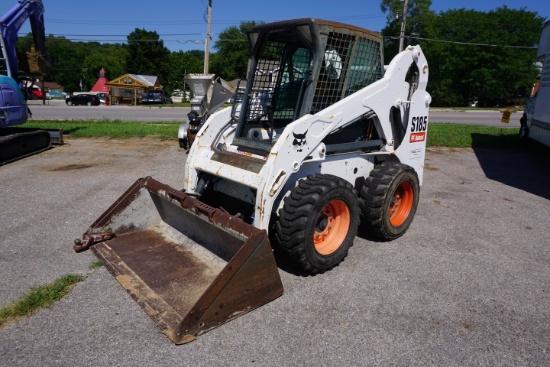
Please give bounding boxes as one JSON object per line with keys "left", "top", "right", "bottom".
{"left": 292, "top": 130, "right": 308, "bottom": 152}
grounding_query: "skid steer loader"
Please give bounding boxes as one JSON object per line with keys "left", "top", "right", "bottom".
{"left": 74, "top": 18, "right": 431, "bottom": 344}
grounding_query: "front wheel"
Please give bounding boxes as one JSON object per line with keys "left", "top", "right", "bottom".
{"left": 360, "top": 162, "right": 420, "bottom": 240}
{"left": 273, "top": 174, "right": 360, "bottom": 274}
{"left": 66, "top": 100, "right": 73, "bottom": 106}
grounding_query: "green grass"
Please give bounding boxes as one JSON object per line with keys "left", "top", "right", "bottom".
{"left": 427, "top": 123, "right": 521, "bottom": 149}
{"left": 89, "top": 261, "right": 104, "bottom": 270}
{"left": 0, "top": 274, "right": 86, "bottom": 327}
{"left": 20, "top": 119, "right": 180, "bottom": 139}
{"left": 19, "top": 119, "right": 524, "bottom": 149}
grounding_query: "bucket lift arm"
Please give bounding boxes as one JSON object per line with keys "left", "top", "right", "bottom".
{"left": 0, "top": 0, "right": 49, "bottom": 78}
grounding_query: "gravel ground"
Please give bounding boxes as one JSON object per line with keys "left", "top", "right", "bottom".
{"left": 0, "top": 139, "right": 549, "bottom": 366}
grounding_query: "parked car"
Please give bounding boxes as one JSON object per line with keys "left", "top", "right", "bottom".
{"left": 230, "top": 91, "right": 245, "bottom": 104}
{"left": 65, "top": 94, "right": 101, "bottom": 106}
{"left": 96, "top": 92, "right": 108, "bottom": 104}
{"left": 170, "top": 89, "right": 189, "bottom": 103}
{"left": 141, "top": 90, "right": 172, "bottom": 104}
{"left": 22, "top": 87, "right": 42, "bottom": 100}
{"left": 47, "top": 90, "right": 66, "bottom": 100}
{"left": 31, "top": 89, "right": 43, "bottom": 99}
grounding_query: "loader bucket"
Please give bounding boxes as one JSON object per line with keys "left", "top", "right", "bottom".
{"left": 74, "top": 177, "right": 283, "bottom": 344}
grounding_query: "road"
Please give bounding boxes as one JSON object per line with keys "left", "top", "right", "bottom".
{"left": 429, "top": 109, "right": 522, "bottom": 128}
{"left": 0, "top": 139, "right": 549, "bottom": 366}
{"left": 28, "top": 100, "right": 189, "bottom": 122}
{"left": 27, "top": 100, "right": 522, "bottom": 128}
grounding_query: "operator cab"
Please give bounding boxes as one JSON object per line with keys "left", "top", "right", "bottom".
{"left": 231, "top": 18, "right": 385, "bottom": 156}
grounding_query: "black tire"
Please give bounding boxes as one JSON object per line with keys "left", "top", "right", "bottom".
{"left": 273, "top": 174, "right": 360, "bottom": 274}
{"left": 87, "top": 101, "right": 92, "bottom": 106}
{"left": 66, "top": 100, "right": 73, "bottom": 106}
{"left": 360, "top": 162, "right": 420, "bottom": 240}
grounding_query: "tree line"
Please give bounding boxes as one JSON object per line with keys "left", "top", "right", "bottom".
{"left": 380, "top": 0, "right": 545, "bottom": 107}
{"left": 16, "top": 2, "right": 545, "bottom": 107}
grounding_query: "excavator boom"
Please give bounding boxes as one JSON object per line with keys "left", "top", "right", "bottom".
{"left": 0, "top": 0, "right": 60, "bottom": 164}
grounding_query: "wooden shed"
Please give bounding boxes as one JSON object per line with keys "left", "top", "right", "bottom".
{"left": 106, "top": 74, "right": 161, "bottom": 105}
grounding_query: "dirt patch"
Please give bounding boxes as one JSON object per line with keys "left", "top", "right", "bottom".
{"left": 39, "top": 138, "right": 182, "bottom": 173}
{"left": 427, "top": 147, "right": 468, "bottom": 155}
{"left": 50, "top": 164, "right": 94, "bottom": 171}
{"left": 424, "top": 162, "right": 439, "bottom": 171}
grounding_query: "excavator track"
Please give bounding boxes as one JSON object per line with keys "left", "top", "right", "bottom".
{"left": 0, "top": 127, "right": 62, "bottom": 165}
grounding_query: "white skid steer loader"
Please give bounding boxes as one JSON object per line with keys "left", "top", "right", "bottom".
{"left": 75, "top": 18, "right": 431, "bottom": 344}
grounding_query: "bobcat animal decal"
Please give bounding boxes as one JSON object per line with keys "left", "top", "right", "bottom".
{"left": 292, "top": 130, "right": 308, "bottom": 152}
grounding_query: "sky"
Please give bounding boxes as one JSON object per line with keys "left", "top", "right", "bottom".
{"left": 1, "top": 0, "right": 549, "bottom": 53}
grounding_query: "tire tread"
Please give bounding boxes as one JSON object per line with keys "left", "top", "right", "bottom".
{"left": 273, "top": 174, "right": 359, "bottom": 274}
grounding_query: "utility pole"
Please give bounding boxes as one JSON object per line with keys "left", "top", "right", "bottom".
{"left": 204, "top": 0, "right": 212, "bottom": 74}
{"left": 398, "top": 0, "right": 408, "bottom": 52}
{"left": 183, "top": 69, "right": 187, "bottom": 101}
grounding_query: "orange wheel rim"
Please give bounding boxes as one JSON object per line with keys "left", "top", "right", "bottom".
{"left": 313, "top": 199, "right": 350, "bottom": 255}
{"left": 389, "top": 181, "right": 414, "bottom": 227}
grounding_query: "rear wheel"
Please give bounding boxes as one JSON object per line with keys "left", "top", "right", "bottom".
{"left": 360, "top": 162, "right": 419, "bottom": 240}
{"left": 87, "top": 101, "right": 92, "bottom": 106}
{"left": 273, "top": 174, "right": 360, "bottom": 274}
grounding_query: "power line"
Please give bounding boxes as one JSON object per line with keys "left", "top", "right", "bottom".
{"left": 404, "top": 36, "right": 537, "bottom": 49}
{"left": 17, "top": 26, "right": 539, "bottom": 50}
{"left": 36, "top": 32, "right": 540, "bottom": 49}
{"left": 51, "top": 33, "right": 203, "bottom": 37}
{"left": 44, "top": 14, "right": 386, "bottom": 27}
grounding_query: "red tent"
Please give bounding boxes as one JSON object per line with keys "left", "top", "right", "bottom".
{"left": 91, "top": 68, "right": 109, "bottom": 93}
